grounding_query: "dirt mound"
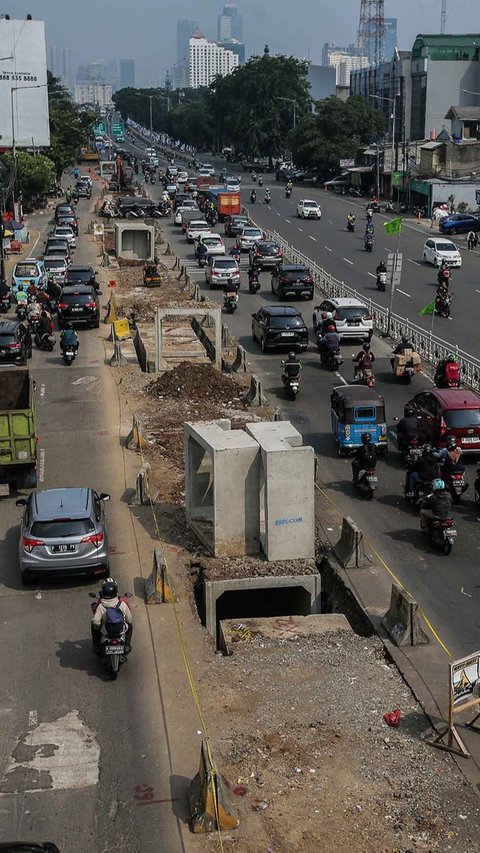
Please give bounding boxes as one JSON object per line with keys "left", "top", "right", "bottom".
{"left": 146, "top": 361, "right": 246, "bottom": 406}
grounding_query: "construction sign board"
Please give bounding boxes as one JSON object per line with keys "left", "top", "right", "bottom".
{"left": 451, "top": 652, "right": 480, "bottom": 706}
{"left": 429, "top": 649, "right": 480, "bottom": 758}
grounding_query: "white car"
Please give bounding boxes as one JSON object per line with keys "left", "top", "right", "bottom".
{"left": 187, "top": 219, "right": 210, "bottom": 243}
{"left": 195, "top": 233, "right": 225, "bottom": 257}
{"left": 313, "top": 297, "right": 373, "bottom": 342}
{"left": 177, "top": 171, "right": 189, "bottom": 184}
{"left": 297, "top": 199, "right": 321, "bottom": 219}
{"left": 174, "top": 204, "right": 199, "bottom": 225}
{"left": 225, "top": 177, "right": 240, "bottom": 192}
{"left": 78, "top": 175, "right": 93, "bottom": 189}
{"left": 53, "top": 225, "right": 76, "bottom": 249}
{"left": 236, "top": 226, "right": 264, "bottom": 251}
{"left": 201, "top": 163, "right": 215, "bottom": 176}
{"left": 198, "top": 168, "right": 212, "bottom": 179}
{"left": 423, "top": 237, "right": 462, "bottom": 268}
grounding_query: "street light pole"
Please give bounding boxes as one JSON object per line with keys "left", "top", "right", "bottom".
{"left": 148, "top": 95, "right": 153, "bottom": 133}
{"left": 277, "top": 96, "right": 296, "bottom": 129}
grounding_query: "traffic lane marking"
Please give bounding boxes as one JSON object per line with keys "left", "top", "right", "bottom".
{"left": 285, "top": 218, "right": 291, "bottom": 223}
{"left": 343, "top": 257, "right": 354, "bottom": 265}
{"left": 407, "top": 258, "right": 422, "bottom": 266}
{"left": 397, "top": 289, "right": 412, "bottom": 298}
{"left": 298, "top": 227, "right": 303, "bottom": 232}
{"left": 309, "top": 235, "right": 317, "bottom": 242}
{"left": 367, "top": 272, "right": 376, "bottom": 278}
{"left": 325, "top": 246, "right": 332, "bottom": 252}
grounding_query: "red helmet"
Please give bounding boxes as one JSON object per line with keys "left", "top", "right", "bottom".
{"left": 327, "top": 324, "right": 335, "bottom": 332}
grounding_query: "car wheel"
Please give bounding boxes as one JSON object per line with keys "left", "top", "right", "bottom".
{"left": 452, "top": 228, "right": 458, "bottom": 235}
{"left": 423, "top": 254, "right": 428, "bottom": 263}
{"left": 434, "top": 258, "right": 439, "bottom": 267}
{"left": 94, "top": 319, "right": 100, "bottom": 328}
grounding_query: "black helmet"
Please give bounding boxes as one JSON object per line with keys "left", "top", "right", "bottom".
{"left": 288, "top": 351, "right": 296, "bottom": 360}
{"left": 401, "top": 334, "right": 409, "bottom": 343}
{"left": 101, "top": 577, "right": 118, "bottom": 599}
{"left": 422, "top": 443, "right": 433, "bottom": 455}
{"left": 65, "top": 322, "right": 72, "bottom": 329}
{"left": 404, "top": 404, "right": 415, "bottom": 417}
{"left": 361, "top": 432, "right": 372, "bottom": 444}
{"left": 362, "top": 343, "right": 370, "bottom": 351}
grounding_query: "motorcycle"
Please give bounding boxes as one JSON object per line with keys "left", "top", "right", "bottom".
{"left": 385, "top": 201, "right": 394, "bottom": 213}
{"left": 281, "top": 369, "right": 301, "bottom": 400}
{"left": 62, "top": 346, "right": 77, "bottom": 366}
{"left": 376, "top": 271, "right": 387, "bottom": 291}
{"left": 125, "top": 209, "right": 144, "bottom": 220}
{"left": 443, "top": 467, "right": 468, "bottom": 504}
{"left": 364, "top": 237, "right": 374, "bottom": 252}
{"left": 251, "top": 172, "right": 257, "bottom": 182}
{"left": 250, "top": 192, "right": 257, "bottom": 204}
{"left": 320, "top": 347, "right": 343, "bottom": 371}
{"left": 347, "top": 219, "right": 355, "bottom": 232}
{"left": 27, "top": 312, "right": 41, "bottom": 334}
{"left": 150, "top": 175, "right": 156, "bottom": 185}
{"left": 421, "top": 512, "right": 457, "bottom": 555}
{"left": 392, "top": 349, "right": 419, "bottom": 384}
{"left": 264, "top": 193, "right": 271, "bottom": 205}
{"left": 353, "top": 467, "right": 378, "bottom": 500}
{"left": 248, "top": 270, "right": 260, "bottom": 293}
{"left": 355, "top": 366, "right": 375, "bottom": 388}
{"left": 434, "top": 362, "right": 460, "bottom": 389}
{"left": 435, "top": 290, "right": 452, "bottom": 318}
{"left": 0, "top": 292, "right": 11, "bottom": 313}
{"left": 224, "top": 291, "right": 238, "bottom": 314}
{"left": 16, "top": 302, "right": 28, "bottom": 321}
{"left": 258, "top": 176, "right": 263, "bottom": 187}
{"left": 285, "top": 187, "right": 292, "bottom": 198}
{"left": 90, "top": 595, "right": 130, "bottom": 681}
{"left": 405, "top": 478, "right": 433, "bottom": 508}
{"left": 398, "top": 434, "right": 421, "bottom": 468}
{"left": 197, "top": 253, "right": 208, "bottom": 268}
{"left": 35, "top": 331, "right": 55, "bottom": 351}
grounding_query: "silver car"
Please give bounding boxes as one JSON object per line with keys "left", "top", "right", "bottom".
{"left": 17, "top": 487, "right": 111, "bottom": 584}
{"left": 236, "top": 226, "right": 264, "bottom": 251}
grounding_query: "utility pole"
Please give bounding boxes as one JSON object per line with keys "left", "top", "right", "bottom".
{"left": 148, "top": 95, "right": 153, "bottom": 133}
{"left": 440, "top": 0, "right": 447, "bottom": 34}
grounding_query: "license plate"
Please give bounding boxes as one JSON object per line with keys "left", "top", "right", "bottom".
{"left": 51, "top": 544, "right": 75, "bottom": 553}
{"left": 462, "top": 437, "right": 479, "bottom": 444}
{"left": 105, "top": 645, "right": 124, "bottom": 655}
{"left": 281, "top": 332, "right": 295, "bottom": 337}
{"left": 367, "top": 476, "right": 377, "bottom": 483}
{"left": 445, "top": 528, "right": 457, "bottom": 536}
{"left": 347, "top": 320, "right": 360, "bottom": 326}
{"left": 71, "top": 307, "right": 83, "bottom": 312}
{"left": 22, "top": 280, "right": 31, "bottom": 285}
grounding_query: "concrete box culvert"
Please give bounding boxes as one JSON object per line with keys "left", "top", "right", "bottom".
{"left": 202, "top": 574, "right": 321, "bottom": 649}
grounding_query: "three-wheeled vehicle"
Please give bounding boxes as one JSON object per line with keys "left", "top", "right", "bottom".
{"left": 331, "top": 385, "right": 388, "bottom": 456}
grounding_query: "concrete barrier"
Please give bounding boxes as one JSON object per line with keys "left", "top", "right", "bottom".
{"left": 381, "top": 584, "right": 430, "bottom": 646}
{"left": 104, "top": 293, "right": 117, "bottom": 324}
{"left": 125, "top": 414, "right": 151, "bottom": 451}
{"left": 128, "top": 462, "right": 152, "bottom": 506}
{"left": 222, "top": 345, "right": 247, "bottom": 374}
{"left": 145, "top": 548, "right": 177, "bottom": 604}
{"left": 242, "top": 374, "right": 266, "bottom": 406}
{"left": 334, "top": 516, "right": 372, "bottom": 569}
{"left": 109, "top": 339, "right": 127, "bottom": 367}
{"left": 187, "top": 739, "right": 239, "bottom": 834}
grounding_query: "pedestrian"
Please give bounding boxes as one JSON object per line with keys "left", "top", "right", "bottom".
{"left": 467, "top": 230, "right": 476, "bottom": 250}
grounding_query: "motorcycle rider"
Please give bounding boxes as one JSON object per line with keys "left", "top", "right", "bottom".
{"left": 347, "top": 212, "right": 356, "bottom": 230}
{"left": 366, "top": 208, "right": 373, "bottom": 223}
{"left": 248, "top": 264, "right": 260, "bottom": 287}
{"left": 15, "top": 284, "right": 28, "bottom": 304}
{"left": 0, "top": 279, "right": 11, "bottom": 302}
{"left": 258, "top": 176, "right": 263, "bottom": 187}
{"left": 60, "top": 322, "right": 79, "bottom": 355}
{"left": 376, "top": 260, "right": 387, "bottom": 283}
{"left": 435, "top": 353, "right": 460, "bottom": 387}
{"left": 437, "top": 260, "right": 451, "bottom": 288}
{"left": 353, "top": 342, "right": 375, "bottom": 381}
{"left": 434, "top": 437, "right": 464, "bottom": 478}
{"left": 352, "top": 432, "right": 377, "bottom": 484}
{"left": 196, "top": 240, "right": 208, "bottom": 265}
{"left": 35, "top": 310, "right": 53, "bottom": 343}
{"left": 91, "top": 577, "right": 133, "bottom": 654}
{"left": 406, "top": 443, "right": 438, "bottom": 498}
{"left": 250, "top": 189, "right": 257, "bottom": 204}
{"left": 396, "top": 404, "right": 419, "bottom": 453}
{"left": 319, "top": 323, "right": 340, "bottom": 361}
{"left": 264, "top": 189, "right": 271, "bottom": 203}
{"left": 282, "top": 351, "right": 302, "bottom": 381}
{"left": 390, "top": 333, "right": 413, "bottom": 370}
{"left": 420, "top": 478, "right": 453, "bottom": 533}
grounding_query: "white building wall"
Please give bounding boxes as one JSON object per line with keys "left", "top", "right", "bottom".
{"left": 189, "top": 36, "right": 238, "bottom": 89}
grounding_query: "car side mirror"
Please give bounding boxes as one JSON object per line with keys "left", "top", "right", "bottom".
{"left": 99, "top": 492, "right": 111, "bottom": 501}
{"left": 97, "top": 290, "right": 103, "bottom": 296}
{"left": 16, "top": 498, "right": 27, "bottom": 507}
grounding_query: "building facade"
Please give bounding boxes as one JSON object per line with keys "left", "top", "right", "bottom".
{"left": 322, "top": 43, "right": 369, "bottom": 86}
{"left": 351, "top": 49, "right": 413, "bottom": 143}
{"left": 189, "top": 33, "right": 238, "bottom": 89}
{"left": 384, "top": 18, "right": 397, "bottom": 61}
{"left": 218, "top": 37, "right": 245, "bottom": 65}
{"left": 119, "top": 59, "right": 134, "bottom": 89}
{"left": 74, "top": 82, "right": 112, "bottom": 108}
{"left": 217, "top": 3, "right": 243, "bottom": 42}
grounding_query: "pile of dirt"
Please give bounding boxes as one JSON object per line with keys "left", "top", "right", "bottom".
{"left": 146, "top": 361, "right": 247, "bottom": 406}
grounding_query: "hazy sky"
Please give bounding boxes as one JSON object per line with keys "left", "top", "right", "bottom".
{"left": 10, "top": 0, "right": 480, "bottom": 85}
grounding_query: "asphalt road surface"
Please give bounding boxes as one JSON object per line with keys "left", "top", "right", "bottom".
{"left": 125, "top": 133, "right": 480, "bottom": 661}
{"left": 0, "top": 199, "right": 186, "bottom": 852}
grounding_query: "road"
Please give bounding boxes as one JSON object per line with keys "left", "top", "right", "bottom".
{"left": 125, "top": 132, "right": 480, "bottom": 662}
{"left": 0, "top": 197, "right": 188, "bottom": 851}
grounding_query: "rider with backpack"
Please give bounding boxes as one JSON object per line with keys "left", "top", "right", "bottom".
{"left": 91, "top": 577, "right": 133, "bottom": 654}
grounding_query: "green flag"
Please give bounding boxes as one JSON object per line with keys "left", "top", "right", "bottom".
{"left": 419, "top": 299, "right": 436, "bottom": 317}
{"left": 384, "top": 217, "right": 402, "bottom": 235}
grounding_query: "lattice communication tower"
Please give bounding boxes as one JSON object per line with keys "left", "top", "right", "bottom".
{"left": 358, "top": 0, "right": 385, "bottom": 65}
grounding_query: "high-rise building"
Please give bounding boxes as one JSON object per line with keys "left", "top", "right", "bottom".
{"left": 119, "top": 59, "right": 135, "bottom": 89}
{"left": 62, "top": 46, "right": 72, "bottom": 93}
{"left": 189, "top": 31, "right": 239, "bottom": 89}
{"left": 217, "top": 4, "right": 243, "bottom": 42}
{"left": 177, "top": 19, "right": 199, "bottom": 64}
{"left": 74, "top": 81, "right": 113, "bottom": 108}
{"left": 322, "top": 43, "right": 369, "bottom": 86}
{"left": 48, "top": 45, "right": 58, "bottom": 77}
{"left": 384, "top": 18, "right": 397, "bottom": 60}
{"left": 218, "top": 37, "right": 245, "bottom": 66}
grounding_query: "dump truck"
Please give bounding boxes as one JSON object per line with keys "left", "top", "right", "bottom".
{"left": 205, "top": 188, "right": 241, "bottom": 221}
{"left": 0, "top": 370, "right": 37, "bottom": 492}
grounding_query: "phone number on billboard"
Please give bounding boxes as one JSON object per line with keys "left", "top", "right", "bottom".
{"left": 0, "top": 74, "right": 38, "bottom": 82}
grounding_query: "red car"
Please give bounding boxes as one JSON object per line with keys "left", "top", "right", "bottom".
{"left": 408, "top": 388, "right": 480, "bottom": 452}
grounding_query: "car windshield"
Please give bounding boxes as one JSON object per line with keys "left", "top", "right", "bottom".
{"left": 284, "top": 270, "right": 309, "bottom": 281}
{"left": 443, "top": 408, "right": 480, "bottom": 428}
{"left": 68, "top": 270, "right": 91, "bottom": 281}
{"left": 0, "top": 333, "right": 16, "bottom": 344}
{"left": 204, "top": 237, "right": 221, "bottom": 245}
{"left": 31, "top": 518, "right": 95, "bottom": 537}
{"left": 214, "top": 260, "right": 237, "bottom": 270}
{"left": 258, "top": 243, "right": 278, "bottom": 253}
{"left": 15, "top": 264, "right": 39, "bottom": 277}
{"left": 62, "top": 293, "right": 94, "bottom": 304}
{"left": 270, "top": 315, "right": 303, "bottom": 328}
{"left": 334, "top": 306, "right": 368, "bottom": 320}
{"left": 44, "top": 260, "right": 65, "bottom": 270}
{"left": 244, "top": 229, "right": 262, "bottom": 237}
{"left": 303, "top": 201, "right": 317, "bottom": 207}
{"left": 436, "top": 242, "right": 456, "bottom": 252}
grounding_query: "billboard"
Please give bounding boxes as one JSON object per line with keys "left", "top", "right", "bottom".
{"left": 0, "top": 18, "right": 50, "bottom": 148}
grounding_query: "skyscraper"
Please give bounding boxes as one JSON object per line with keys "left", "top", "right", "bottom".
{"left": 49, "top": 45, "right": 58, "bottom": 77}
{"left": 217, "top": 4, "right": 243, "bottom": 42}
{"left": 189, "top": 31, "right": 239, "bottom": 88}
{"left": 177, "top": 19, "right": 199, "bottom": 64}
{"left": 62, "top": 46, "right": 72, "bottom": 93}
{"left": 119, "top": 59, "right": 135, "bottom": 89}
{"left": 384, "top": 18, "right": 398, "bottom": 60}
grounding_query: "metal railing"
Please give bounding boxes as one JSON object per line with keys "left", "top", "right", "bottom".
{"left": 265, "top": 228, "right": 480, "bottom": 393}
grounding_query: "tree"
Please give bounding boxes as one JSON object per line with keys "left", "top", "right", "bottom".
{"left": 47, "top": 72, "right": 94, "bottom": 177}
{"left": 289, "top": 95, "right": 386, "bottom": 174}
{"left": 0, "top": 151, "right": 55, "bottom": 211}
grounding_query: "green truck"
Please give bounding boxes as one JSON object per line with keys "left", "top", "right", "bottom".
{"left": 0, "top": 370, "right": 37, "bottom": 492}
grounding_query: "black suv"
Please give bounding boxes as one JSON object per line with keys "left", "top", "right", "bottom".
{"left": 66, "top": 265, "right": 98, "bottom": 289}
{"left": 271, "top": 264, "right": 314, "bottom": 300}
{"left": 224, "top": 215, "right": 249, "bottom": 238}
{"left": 75, "top": 181, "right": 92, "bottom": 199}
{"left": 249, "top": 240, "right": 283, "bottom": 270}
{"left": 57, "top": 286, "right": 100, "bottom": 328}
{"left": 251, "top": 306, "right": 309, "bottom": 353}
{"left": 0, "top": 320, "right": 32, "bottom": 365}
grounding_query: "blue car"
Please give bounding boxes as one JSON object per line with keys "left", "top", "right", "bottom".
{"left": 439, "top": 213, "right": 480, "bottom": 235}
{"left": 11, "top": 258, "right": 47, "bottom": 296}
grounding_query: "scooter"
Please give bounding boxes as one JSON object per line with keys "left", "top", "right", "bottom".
{"left": 248, "top": 268, "right": 260, "bottom": 293}
{"left": 258, "top": 176, "right": 263, "bottom": 188}
{"left": 421, "top": 512, "right": 457, "bottom": 555}
{"left": 150, "top": 175, "right": 156, "bottom": 184}
{"left": 90, "top": 593, "right": 131, "bottom": 681}
{"left": 398, "top": 434, "right": 421, "bottom": 468}
{"left": 442, "top": 467, "right": 468, "bottom": 504}
{"left": 224, "top": 291, "right": 238, "bottom": 314}
{"left": 62, "top": 346, "right": 77, "bottom": 366}
{"left": 354, "top": 467, "right": 378, "bottom": 500}
{"left": 435, "top": 291, "right": 452, "bottom": 318}
{"left": 281, "top": 367, "right": 301, "bottom": 399}
{"left": 197, "top": 253, "right": 208, "bottom": 268}
{"left": 16, "top": 302, "right": 28, "bottom": 321}
{"left": 285, "top": 187, "right": 292, "bottom": 198}
{"left": 347, "top": 220, "right": 355, "bottom": 232}
{"left": 264, "top": 193, "right": 271, "bottom": 205}
{"left": 355, "top": 366, "right": 375, "bottom": 388}
{"left": 364, "top": 237, "right": 374, "bottom": 252}
{"left": 250, "top": 192, "right": 257, "bottom": 204}
{"left": 320, "top": 347, "right": 343, "bottom": 371}
{"left": 0, "top": 291, "right": 11, "bottom": 313}
{"left": 34, "top": 331, "right": 55, "bottom": 351}
{"left": 376, "top": 271, "right": 387, "bottom": 291}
